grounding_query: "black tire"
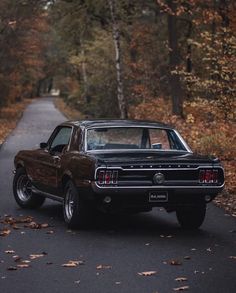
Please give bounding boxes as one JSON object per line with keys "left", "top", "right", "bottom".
{"left": 13, "top": 167, "right": 45, "bottom": 209}
{"left": 63, "top": 181, "right": 91, "bottom": 229}
{"left": 176, "top": 205, "right": 206, "bottom": 229}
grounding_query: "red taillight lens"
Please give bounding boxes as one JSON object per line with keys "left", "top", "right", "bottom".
{"left": 205, "top": 170, "right": 213, "bottom": 183}
{"left": 97, "top": 170, "right": 118, "bottom": 185}
{"left": 105, "top": 171, "right": 112, "bottom": 184}
{"left": 199, "top": 169, "right": 218, "bottom": 183}
{"left": 213, "top": 170, "right": 218, "bottom": 183}
{"left": 98, "top": 170, "right": 105, "bottom": 184}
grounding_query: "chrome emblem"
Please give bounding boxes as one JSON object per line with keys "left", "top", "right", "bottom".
{"left": 153, "top": 173, "right": 165, "bottom": 184}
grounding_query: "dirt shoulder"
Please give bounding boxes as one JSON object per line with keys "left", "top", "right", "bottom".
{"left": 0, "top": 99, "right": 32, "bottom": 145}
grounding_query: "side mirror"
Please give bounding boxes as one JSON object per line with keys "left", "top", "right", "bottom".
{"left": 40, "top": 142, "right": 48, "bottom": 149}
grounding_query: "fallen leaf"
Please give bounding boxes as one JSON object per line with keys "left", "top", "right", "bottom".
{"left": 229, "top": 256, "right": 236, "bottom": 259}
{"left": 46, "top": 230, "right": 54, "bottom": 234}
{"left": 21, "top": 260, "right": 31, "bottom": 264}
{"left": 184, "top": 256, "right": 191, "bottom": 260}
{"left": 62, "top": 260, "right": 84, "bottom": 267}
{"left": 138, "top": 271, "right": 157, "bottom": 276}
{"left": 40, "top": 223, "right": 49, "bottom": 228}
{"left": 29, "top": 254, "right": 45, "bottom": 260}
{"left": 0, "top": 229, "right": 11, "bottom": 237}
{"left": 175, "top": 277, "right": 188, "bottom": 282}
{"left": 17, "top": 264, "right": 30, "bottom": 268}
{"left": 7, "top": 266, "right": 17, "bottom": 271}
{"left": 173, "top": 286, "right": 189, "bottom": 291}
{"left": 170, "top": 260, "right": 182, "bottom": 266}
{"left": 13, "top": 255, "right": 21, "bottom": 262}
{"left": 96, "top": 264, "right": 112, "bottom": 270}
{"left": 5, "top": 250, "right": 15, "bottom": 254}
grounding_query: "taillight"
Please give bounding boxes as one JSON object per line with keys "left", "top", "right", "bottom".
{"left": 199, "top": 169, "right": 218, "bottom": 183}
{"left": 97, "top": 170, "right": 118, "bottom": 185}
{"left": 98, "top": 170, "right": 105, "bottom": 184}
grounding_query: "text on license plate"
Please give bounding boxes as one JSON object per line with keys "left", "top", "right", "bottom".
{"left": 149, "top": 191, "right": 168, "bottom": 202}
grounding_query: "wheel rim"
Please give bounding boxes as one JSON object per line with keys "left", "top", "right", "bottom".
{"left": 65, "top": 188, "right": 74, "bottom": 220}
{"left": 16, "top": 174, "right": 32, "bottom": 202}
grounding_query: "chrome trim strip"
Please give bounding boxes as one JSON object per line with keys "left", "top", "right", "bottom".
{"left": 95, "top": 166, "right": 224, "bottom": 177}
{"left": 32, "top": 187, "right": 63, "bottom": 202}
{"left": 93, "top": 182, "right": 225, "bottom": 190}
{"left": 173, "top": 130, "right": 192, "bottom": 153}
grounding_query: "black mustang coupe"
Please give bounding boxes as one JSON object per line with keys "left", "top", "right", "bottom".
{"left": 13, "top": 120, "right": 224, "bottom": 229}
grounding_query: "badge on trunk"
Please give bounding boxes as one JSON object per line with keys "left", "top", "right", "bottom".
{"left": 153, "top": 173, "right": 165, "bottom": 184}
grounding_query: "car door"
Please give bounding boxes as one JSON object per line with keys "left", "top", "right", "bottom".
{"left": 35, "top": 126, "right": 73, "bottom": 194}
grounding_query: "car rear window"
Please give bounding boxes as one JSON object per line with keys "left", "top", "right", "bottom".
{"left": 86, "top": 127, "right": 187, "bottom": 151}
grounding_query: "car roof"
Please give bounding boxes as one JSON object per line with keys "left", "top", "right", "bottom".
{"left": 61, "top": 119, "right": 173, "bottom": 129}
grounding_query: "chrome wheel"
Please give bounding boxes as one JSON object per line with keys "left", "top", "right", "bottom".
{"left": 16, "top": 174, "right": 32, "bottom": 202}
{"left": 65, "top": 188, "right": 74, "bottom": 220}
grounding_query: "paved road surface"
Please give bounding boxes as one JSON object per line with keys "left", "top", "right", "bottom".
{"left": 0, "top": 98, "right": 236, "bottom": 293}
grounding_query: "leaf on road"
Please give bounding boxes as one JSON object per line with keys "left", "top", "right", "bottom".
{"left": 229, "top": 256, "right": 236, "bottom": 259}
{"left": 0, "top": 229, "right": 11, "bottom": 237}
{"left": 62, "top": 260, "right": 85, "bottom": 267}
{"left": 184, "top": 256, "right": 191, "bottom": 260}
{"left": 138, "top": 271, "right": 157, "bottom": 276}
{"left": 17, "top": 264, "right": 30, "bottom": 268}
{"left": 173, "top": 286, "right": 189, "bottom": 291}
{"left": 46, "top": 230, "right": 54, "bottom": 234}
{"left": 5, "top": 250, "right": 15, "bottom": 254}
{"left": 7, "top": 266, "right": 17, "bottom": 271}
{"left": 29, "top": 254, "right": 45, "bottom": 260}
{"left": 175, "top": 277, "right": 188, "bottom": 282}
{"left": 13, "top": 255, "right": 21, "bottom": 262}
{"left": 96, "top": 265, "right": 112, "bottom": 270}
{"left": 169, "top": 260, "right": 182, "bottom": 266}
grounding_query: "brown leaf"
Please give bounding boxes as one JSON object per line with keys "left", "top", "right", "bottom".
{"left": 170, "top": 260, "right": 182, "bottom": 266}
{"left": 173, "top": 286, "right": 189, "bottom": 291}
{"left": 17, "top": 264, "right": 30, "bottom": 268}
{"left": 5, "top": 250, "right": 15, "bottom": 254}
{"left": 7, "top": 266, "right": 17, "bottom": 271}
{"left": 13, "top": 256, "right": 21, "bottom": 262}
{"left": 62, "top": 260, "right": 84, "bottom": 267}
{"left": 0, "top": 229, "right": 11, "bottom": 237}
{"left": 175, "top": 277, "right": 188, "bottom": 282}
{"left": 96, "top": 264, "right": 112, "bottom": 270}
{"left": 229, "top": 256, "right": 236, "bottom": 259}
{"left": 46, "top": 230, "right": 54, "bottom": 234}
{"left": 40, "top": 223, "right": 49, "bottom": 229}
{"left": 138, "top": 271, "right": 157, "bottom": 276}
{"left": 29, "top": 254, "right": 45, "bottom": 260}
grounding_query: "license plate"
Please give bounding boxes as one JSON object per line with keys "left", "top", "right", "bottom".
{"left": 149, "top": 191, "right": 168, "bottom": 202}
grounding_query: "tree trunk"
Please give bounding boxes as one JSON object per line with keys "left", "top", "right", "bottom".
{"left": 167, "top": 0, "right": 183, "bottom": 117}
{"left": 108, "top": 0, "right": 128, "bottom": 119}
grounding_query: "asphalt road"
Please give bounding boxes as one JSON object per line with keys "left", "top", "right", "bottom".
{"left": 0, "top": 98, "right": 236, "bottom": 293}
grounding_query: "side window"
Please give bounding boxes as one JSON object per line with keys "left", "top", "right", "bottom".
{"left": 50, "top": 127, "right": 72, "bottom": 153}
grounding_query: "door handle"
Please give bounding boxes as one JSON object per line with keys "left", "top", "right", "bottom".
{"left": 53, "top": 156, "right": 61, "bottom": 164}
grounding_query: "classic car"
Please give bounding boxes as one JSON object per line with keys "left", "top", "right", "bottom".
{"left": 13, "top": 120, "right": 224, "bottom": 229}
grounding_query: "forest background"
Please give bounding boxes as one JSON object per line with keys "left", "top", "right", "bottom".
{"left": 0, "top": 0, "right": 235, "bottom": 213}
